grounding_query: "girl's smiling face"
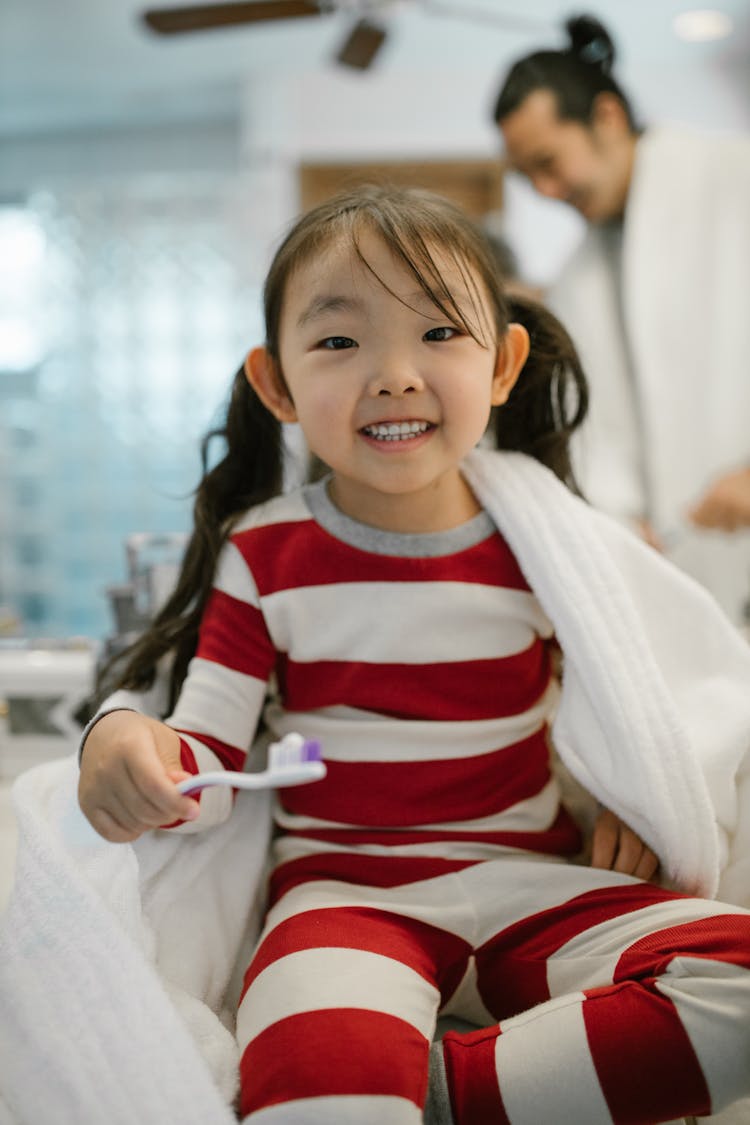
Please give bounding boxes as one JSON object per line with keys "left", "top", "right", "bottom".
{"left": 246, "top": 227, "right": 528, "bottom": 533}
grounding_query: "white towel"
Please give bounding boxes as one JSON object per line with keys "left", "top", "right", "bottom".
{"left": 464, "top": 449, "right": 750, "bottom": 906}
{"left": 0, "top": 752, "right": 272, "bottom": 1124}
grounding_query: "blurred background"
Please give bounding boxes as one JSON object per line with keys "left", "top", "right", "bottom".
{"left": 0, "top": 0, "right": 749, "bottom": 781}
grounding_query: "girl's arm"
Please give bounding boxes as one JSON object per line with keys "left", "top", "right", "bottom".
{"left": 79, "top": 536, "right": 275, "bottom": 842}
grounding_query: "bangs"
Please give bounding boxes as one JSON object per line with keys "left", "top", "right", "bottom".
{"left": 355, "top": 223, "right": 493, "bottom": 346}
{"left": 344, "top": 200, "right": 496, "bottom": 347}
{"left": 264, "top": 184, "right": 507, "bottom": 355}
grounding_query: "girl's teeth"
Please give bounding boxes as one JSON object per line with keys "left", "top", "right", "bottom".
{"left": 364, "top": 421, "right": 430, "bottom": 441}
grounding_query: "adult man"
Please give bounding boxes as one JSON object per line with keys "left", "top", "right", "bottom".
{"left": 494, "top": 15, "right": 750, "bottom": 625}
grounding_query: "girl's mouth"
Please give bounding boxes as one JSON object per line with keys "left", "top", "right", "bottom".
{"left": 360, "top": 420, "right": 434, "bottom": 443}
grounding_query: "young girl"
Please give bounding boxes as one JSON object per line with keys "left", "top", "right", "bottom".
{"left": 79, "top": 185, "right": 750, "bottom": 1124}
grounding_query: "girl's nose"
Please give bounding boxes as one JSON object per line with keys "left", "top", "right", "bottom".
{"left": 367, "top": 363, "right": 424, "bottom": 397}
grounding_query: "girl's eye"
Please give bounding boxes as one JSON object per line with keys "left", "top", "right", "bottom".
{"left": 319, "top": 336, "right": 357, "bottom": 350}
{"left": 424, "top": 326, "right": 459, "bottom": 342}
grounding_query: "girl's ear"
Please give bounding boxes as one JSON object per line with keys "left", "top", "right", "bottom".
{"left": 244, "top": 347, "right": 298, "bottom": 423}
{"left": 491, "top": 323, "right": 530, "bottom": 406}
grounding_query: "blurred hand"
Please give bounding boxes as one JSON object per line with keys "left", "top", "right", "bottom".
{"left": 78, "top": 709, "right": 199, "bottom": 843}
{"left": 689, "top": 467, "right": 750, "bottom": 532}
{"left": 634, "top": 518, "right": 665, "bottom": 552}
{"left": 590, "top": 808, "right": 660, "bottom": 882}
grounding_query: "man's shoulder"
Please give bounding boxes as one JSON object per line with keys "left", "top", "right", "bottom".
{"left": 637, "top": 123, "right": 750, "bottom": 173}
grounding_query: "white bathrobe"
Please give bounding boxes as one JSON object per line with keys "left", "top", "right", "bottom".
{"left": 548, "top": 125, "right": 750, "bottom": 627}
{"left": 1, "top": 450, "right": 749, "bottom": 1125}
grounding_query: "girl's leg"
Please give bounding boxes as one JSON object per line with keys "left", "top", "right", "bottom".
{"left": 439, "top": 865, "right": 750, "bottom": 1125}
{"left": 237, "top": 893, "right": 471, "bottom": 1123}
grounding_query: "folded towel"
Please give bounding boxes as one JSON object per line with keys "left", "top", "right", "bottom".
{"left": 0, "top": 753, "right": 272, "bottom": 1124}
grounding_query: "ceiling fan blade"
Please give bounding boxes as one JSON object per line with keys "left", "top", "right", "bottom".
{"left": 142, "top": 1, "right": 324, "bottom": 35}
{"left": 335, "top": 19, "right": 387, "bottom": 70}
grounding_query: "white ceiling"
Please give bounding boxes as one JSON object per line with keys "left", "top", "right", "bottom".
{"left": 2, "top": 0, "right": 749, "bottom": 138}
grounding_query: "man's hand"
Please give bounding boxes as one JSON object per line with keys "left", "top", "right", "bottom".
{"left": 689, "top": 466, "right": 750, "bottom": 532}
{"left": 590, "top": 808, "right": 660, "bottom": 882}
{"left": 78, "top": 710, "right": 199, "bottom": 843}
{"left": 634, "top": 517, "right": 665, "bottom": 552}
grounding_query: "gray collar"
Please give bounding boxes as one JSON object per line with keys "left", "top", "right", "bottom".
{"left": 302, "top": 476, "right": 495, "bottom": 558}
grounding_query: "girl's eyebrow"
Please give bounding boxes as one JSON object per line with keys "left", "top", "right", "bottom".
{"left": 296, "top": 287, "right": 457, "bottom": 329}
{"left": 296, "top": 294, "right": 362, "bottom": 327}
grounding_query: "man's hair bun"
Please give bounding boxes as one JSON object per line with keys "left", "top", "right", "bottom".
{"left": 564, "top": 14, "right": 616, "bottom": 73}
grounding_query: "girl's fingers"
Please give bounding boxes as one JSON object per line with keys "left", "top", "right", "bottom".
{"left": 633, "top": 847, "right": 661, "bottom": 883}
{"left": 78, "top": 712, "right": 200, "bottom": 840}
{"left": 612, "top": 827, "right": 644, "bottom": 875}
{"left": 591, "top": 811, "right": 660, "bottom": 882}
{"left": 87, "top": 805, "right": 146, "bottom": 844}
{"left": 92, "top": 781, "right": 198, "bottom": 837}
{"left": 88, "top": 748, "right": 199, "bottom": 835}
{"left": 613, "top": 829, "right": 660, "bottom": 882}
{"left": 122, "top": 742, "right": 199, "bottom": 825}
{"left": 590, "top": 809, "right": 617, "bottom": 869}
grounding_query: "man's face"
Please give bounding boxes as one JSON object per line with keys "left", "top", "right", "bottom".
{"left": 499, "top": 88, "right": 632, "bottom": 223}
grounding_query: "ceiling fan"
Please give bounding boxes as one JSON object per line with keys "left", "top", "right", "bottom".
{"left": 141, "top": 1, "right": 546, "bottom": 72}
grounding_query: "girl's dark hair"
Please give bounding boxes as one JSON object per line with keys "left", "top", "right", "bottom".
{"left": 492, "top": 292, "right": 587, "bottom": 483}
{"left": 493, "top": 14, "right": 638, "bottom": 131}
{"left": 98, "top": 368, "right": 284, "bottom": 710}
{"left": 100, "top": 182, "right": 587, "bottom": 709}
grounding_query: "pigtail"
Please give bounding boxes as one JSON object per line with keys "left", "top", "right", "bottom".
{"left": 96, "top": 366, "right": 284, "bottom": 713}
{"left": 490, "top": 295, "right": 588, "bottom": 493}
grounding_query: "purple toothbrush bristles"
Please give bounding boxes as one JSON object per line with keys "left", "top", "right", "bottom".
{"left": 301, "top": 739, "right": 322, "bottom": 761}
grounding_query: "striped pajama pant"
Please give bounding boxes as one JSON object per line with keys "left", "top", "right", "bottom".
{"left": 236, "top": 851, "right": 750, "bottom": 1124}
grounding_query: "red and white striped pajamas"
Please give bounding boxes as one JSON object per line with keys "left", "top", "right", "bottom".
{"left": 239, "top": 858, "right": 750, "bottom": 1124}
{"left": 167, "top": 481, "right": 750, "bottom": 1124}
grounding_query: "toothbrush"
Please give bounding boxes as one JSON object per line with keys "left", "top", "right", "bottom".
{"left": 176, "top": 733, "right": 326, "bottom": 794}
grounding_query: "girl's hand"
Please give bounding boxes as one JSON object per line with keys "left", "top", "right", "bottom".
{"left": 590, "top": 808, "right": 660, "bottom": 882}
{"left": 78, "top": 710, "right": 199, "bottom": 843}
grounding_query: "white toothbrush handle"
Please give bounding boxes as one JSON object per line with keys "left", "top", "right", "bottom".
{"left": 176, "top": 760, "right": 326, "bottom": 794}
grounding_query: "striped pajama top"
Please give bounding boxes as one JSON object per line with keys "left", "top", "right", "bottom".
{"left": 168, "top": 478, "right": 582, "bottom": 865}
